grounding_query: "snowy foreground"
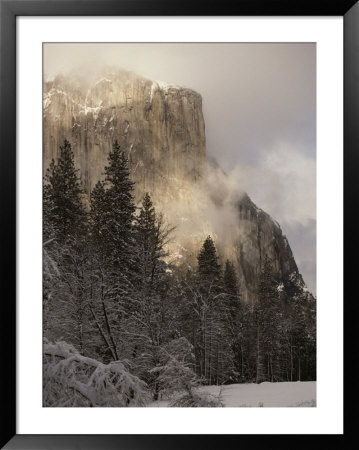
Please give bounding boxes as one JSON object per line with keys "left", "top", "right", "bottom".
{"left": 148, "top": 382, "right": 316, "bottom": 407}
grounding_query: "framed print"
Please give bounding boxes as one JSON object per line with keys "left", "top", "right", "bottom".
{"left": 1, "top": 0, "right": 357, "bottom": 448}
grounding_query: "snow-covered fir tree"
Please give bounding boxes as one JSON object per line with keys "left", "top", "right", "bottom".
{"left": 43, "top": 140, "right": 90, "bottom": 354}
{"left": 88, "top": 143, "right": 138, "bottom": 362}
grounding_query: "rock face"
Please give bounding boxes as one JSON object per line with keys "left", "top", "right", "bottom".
{"left": 234, "top": 193, "right": 304, "bottom": 302}
{"left": 43, "top": 69, "right": 310, "bottom": 303}
{"left": 43, "top": 70, "right": 206, "bottom": 199}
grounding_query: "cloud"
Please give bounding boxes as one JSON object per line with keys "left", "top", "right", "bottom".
{"left": 284, "top": 219, "right": 316, "bottom": 295}
{"left": 226, "top": 141, "right": 316, "bottom": 227}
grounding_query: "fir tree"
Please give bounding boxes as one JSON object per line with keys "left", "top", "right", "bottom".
{"left": 88, "top": 142, "right": 138, "bottom": 362}
{"left": 254, "top": 255, "right": 281, "bottom": 382}
{"left": 89, "top": 181, "right": 107, "bottom": 247}
{"left": 197, "top": 236, "right": 222, "bottom": 283}
{"left": 91, "top": 141, "right": 136, "bottom": 269}
{"left": 223, "top": 260, "right": 241, "bottom": 319}
{"left": 223, "top": 260, "right": 243, "bottom": 381}
{"left": 223, "top": 260, "right": 238, "bottom": 295}
{"left": 43, "top": 140, "right": 90, "bottom": 354}
{"left": 44, "top": 139, "right": 86, "bottom": 241}
{"left": 130, "top": 193, "right": 174, "bottom": 399}
{"left": 284, "top": 288, "right": 316, "bottom": 381}
{"left": 190, "top": 237, "right": 235, "bottom": 384}
{"left": 136, "top": 192, "right": 167, "bottom": 283}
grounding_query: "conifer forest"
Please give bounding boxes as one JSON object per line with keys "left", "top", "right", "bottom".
{"left": 43, "top": 140, "right": 316, "bottom": 407}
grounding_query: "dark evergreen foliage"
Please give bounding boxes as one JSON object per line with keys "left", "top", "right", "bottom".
{"left": 90, "top": 141, "right": 136, "bottom": 270}
{"left": 44, "top": 139, "right": 86, "bottom": 241}
{"left": 197, "top": 235, "right": 221, "bottom": 282}
{"left": 223, "top": 259, "right": 243, "bottom": 381}
{"left": 253, "top": 256, "right": 282, "bottom": 382}
{"left": 43, "top": 140, "right": 90, "bottom": 353}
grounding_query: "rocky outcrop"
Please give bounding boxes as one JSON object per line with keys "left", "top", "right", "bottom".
{"left": 43, "top": 69, "right": 310, "bottom": 304}
{"left": 43, "top": 70, "right": 206, "bottom": 199}
{"left": 234, "top": 193, "right": 306, "bottom": 302}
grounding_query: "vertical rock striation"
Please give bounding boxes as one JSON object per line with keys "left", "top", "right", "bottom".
{"left": 43, "top": 70, "right": 206, "bottom": 199}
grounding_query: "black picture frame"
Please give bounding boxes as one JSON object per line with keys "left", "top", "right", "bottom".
{"left": 1, "top": 1, "right": 357, "bottom": 448}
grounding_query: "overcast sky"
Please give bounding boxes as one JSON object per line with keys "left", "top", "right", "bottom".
{"left": 44, "top": 43, "right": 316, "bottom": 293}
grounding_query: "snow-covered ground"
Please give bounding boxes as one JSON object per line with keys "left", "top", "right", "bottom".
{"left": 148, "top": 382, "right": 316, "bottom": 407}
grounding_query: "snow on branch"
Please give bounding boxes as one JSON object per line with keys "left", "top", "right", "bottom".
{"left": 43, "top": 339, "right": 149, "bottom": 407}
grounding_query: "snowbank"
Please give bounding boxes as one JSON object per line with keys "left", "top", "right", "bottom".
{"left": 148, "top": 382, "right": 316, "bottom": 407}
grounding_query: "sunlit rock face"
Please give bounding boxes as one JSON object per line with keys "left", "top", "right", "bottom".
{"left": 43, "top": 69, "right": 309, "bottom": 303}
{"left": 43, "top": 70, "right": 206, "bottom": 199}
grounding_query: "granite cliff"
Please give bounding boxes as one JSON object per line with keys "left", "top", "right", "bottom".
{"left": 43, "top": 69, "right": 310, "bottom": 303}
{"left": 43, "top": 70, "right": 205, "bottom": 199}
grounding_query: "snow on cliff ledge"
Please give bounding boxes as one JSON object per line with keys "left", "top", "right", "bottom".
{"left": 150, "top": 80, "right": 193, "bottom": 100}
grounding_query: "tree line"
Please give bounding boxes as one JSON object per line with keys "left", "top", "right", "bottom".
{"left": 43, "top": 140, "right": 316, "bottom": 403}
